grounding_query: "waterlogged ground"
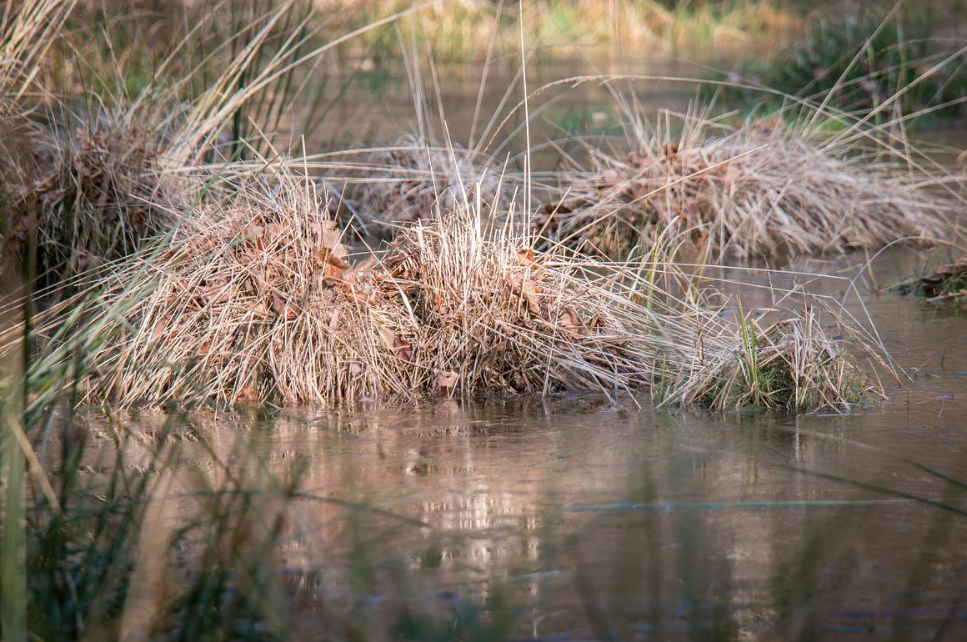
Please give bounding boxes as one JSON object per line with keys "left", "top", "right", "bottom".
{"left": 74, "top": 248, "right": 967, "bottom": 640}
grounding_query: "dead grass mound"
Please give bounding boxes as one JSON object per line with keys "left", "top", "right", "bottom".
{"left": 28, "top": 164, "right": 884, "bottom": 413}
{"left": 84, "top": 169, "right": 368, "bottom": 405}
{"left": 23, "top": 106, "right": 193, "bottom": 278}
{"left": 75, "top": 167, "right": 644, "bottom": 406}
{"left": 542, "top": 114, "right": 954, "bottom": 259}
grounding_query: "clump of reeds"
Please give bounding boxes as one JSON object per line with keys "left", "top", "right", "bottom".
{"left": 0, "top": 0, "right": 75, "bottom": 268}
{"left": 346, "top": 135, "right": 513, "bottom": 239}
{"left": 696, "top": 307, "right": 872, "bottom": 412}
{"left": 63, "top": 165, "right": 640, "bottom": 406}
{"left": 541, "top": 112, "right": 954, "bottom": 259}
{"left": 75, "top": 166, "right": 367, "bottom": 406}
{"left": 1, "top": 0, "right": 344, "bottom": 282}
{"left": 19, "top": 105, "right": 192, "bottom": 279}
{"left": 23, "top": 161, "right": 885, "bottom": 412}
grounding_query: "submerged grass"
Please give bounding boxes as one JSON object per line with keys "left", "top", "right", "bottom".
{"left": 893, "top": 256, "right": 967, "bottom": 303}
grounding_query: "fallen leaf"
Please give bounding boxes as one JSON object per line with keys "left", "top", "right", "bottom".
{"left": 558, "top": 308, "right": 583, "bottom": 334}
{"left": 270, "top": 293, "right": 301, "bottom": 320}
{"left": 394, "top": 336, "right": 413, "bottom": 363}
{"left": 271, "top": 293, "right": 286, "bottom": 314}
{"left": 322, "top": 261, "right": 348, "bottom": 280}
{"left": 316, "top": 248, "right": 350, "bottom": 271}
{"left": 516, "top": 248, "right": 535, "bottom": 265}
{"left": 347, "top": 286, "right": 372, "bottom": 304}
{"left": 328, "top": 253, "right": 350, "bottom": 269}
{"left": 521, "top": 279, "right": 542, "bottom": 315}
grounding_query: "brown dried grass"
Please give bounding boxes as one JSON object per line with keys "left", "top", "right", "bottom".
{"left": 33, "top": 162, "right": 885, "bottom": 412}
{"left": 2, "top": 0, "right": 355, "bottom": 279}
{"left": 22, "top": 105, "right": 197, "bottom": 278}
{"left": 541, "top": 112, "right": 956, "bottom": 260}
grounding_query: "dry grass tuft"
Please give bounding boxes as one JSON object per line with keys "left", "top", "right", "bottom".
{"left": 72, "top": 166, "right": 640, "bottom": 406}
{"left": 695, "top": 307, "right": 872, "bottom": 412}
{"left": 24, "top": 163, "right": 884, "bottom": 412}
{"left": 2, "top": 0, "right": 340, "bottom": 280}
{"left": 83, "top": 167, "right": 362, "bottom": 406}
{"left": 0, "top": 0, "right": 77, "bottom": 268}
{"left": 20, "top": 105, "right": 194, "bottom": 278}
{"left": 541, "top": 113, "right": 955, "bottom": 260}
{"left": 346, "top": 135, "right": 513, "bottom": 239}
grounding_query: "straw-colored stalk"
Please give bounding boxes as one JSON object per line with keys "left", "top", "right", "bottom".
{"left": 43, "top": 164, "right": 882, "bottom": 412}
{"left": 543, "top": 113, "right": 954, "bottom": 259}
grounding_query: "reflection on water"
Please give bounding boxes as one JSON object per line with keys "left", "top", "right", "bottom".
{"left": 79, "top": 249, "right": 967, "bottom": 639}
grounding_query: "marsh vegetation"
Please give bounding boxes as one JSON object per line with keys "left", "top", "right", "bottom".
{"left": 2, "top": 0, "right": 967, "bottom": 640}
